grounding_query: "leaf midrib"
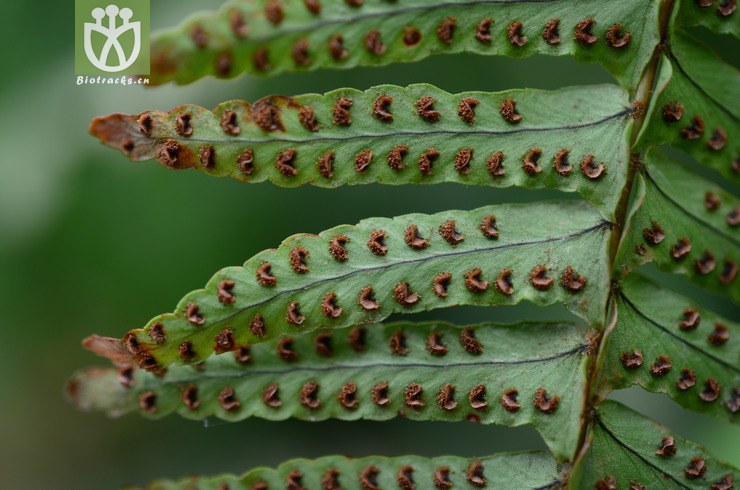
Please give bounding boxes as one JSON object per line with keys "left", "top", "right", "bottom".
{"left": 220, "top": 0, "right": 565, "bottom": 45}
{"left": 595, "top": 415, "right": 691, "bottom": 489}
{"left": 160, "top": 221, "right": 610, "bottom": 350}
{"left": 617, "top": 289, "right": 738, "bottom": 373}
{"left": 154, "top": 343, "right": 587, "bottom": 384}
{"left": 645, "top": 171, "right": 740, "bottom": 247}
{"left": 155, "top": 108, "right": 630, "bottom": 147}
{"left": 665, "top": 49, "right": 739, "bottom": 123}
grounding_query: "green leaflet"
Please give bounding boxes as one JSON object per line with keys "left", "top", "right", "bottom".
{"left": 69, "top": 321, "right": 592, "bottom": 460}
{"left": 615, "top": 149, "right": 739, "bottom": 302}
{"left": 129, "top": 452, "right": 560, "bottom": 490}
{"left": 595, "top": 274, "right": 738, "bottom": 423}
{"left": 96, "top": 201, "right": 611, "bottom": 370}
{"left": 90, "top": 84, "right": 632, "bottom": 219}
{"left": 571, "top": 400, "right": 738, "bottom": 489}
{"left": 674, "top": 0, "right": 739, "bottom": 37}
{"left": 149, "top": 0, "right": 660, "bottom": 90}
{"left": 635, "top": 33, "right": 739, "bottom": 182}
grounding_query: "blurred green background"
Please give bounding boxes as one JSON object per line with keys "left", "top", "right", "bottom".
{"left": 0, "top": 1, "right": 737, "bottom": 488}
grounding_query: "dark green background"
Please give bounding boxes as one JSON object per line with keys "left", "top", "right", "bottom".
{"left": 0, "top": 1, "right": 737, "bottom": 488}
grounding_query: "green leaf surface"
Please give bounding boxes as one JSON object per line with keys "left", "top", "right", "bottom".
{"left": 675, "top": 0, "right": 739, "bottom": 37}
{"left": 91, "top": 84, "right": 632, "bottom": 219}
{"left": 595, "top": 273, "right": 738, "bottom": 423}
{"left": 635, "top": 33, "right": 739, "bottom": 182}
{"left": 130, "top": 451, "right": 561, "bottom": 490}
{"left": 69, "top": 321, "right": 592, "bottom": 460}
{"left": 571, "top": 400, "right": 738, "bottom": 489}
{"left": 616, "top": 149, "right": 739, "bottom": 302}
{"left": 149, "top": 0, "right": 660, "bottom": 90}
{"left": 90, "top": 201, "right": 611, "bottom": 371}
